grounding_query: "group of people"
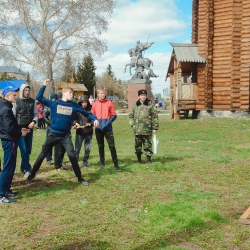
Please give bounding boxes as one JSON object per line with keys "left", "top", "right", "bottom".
{"left": 0, "top": 79, "right": 159, "bottom": 204}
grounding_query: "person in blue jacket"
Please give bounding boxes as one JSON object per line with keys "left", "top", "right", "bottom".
{"left": 0, "top": 86, "right": 30, "bottom": 203}
{"left": 26, "top": 79, "right": 99, "bottom": 186}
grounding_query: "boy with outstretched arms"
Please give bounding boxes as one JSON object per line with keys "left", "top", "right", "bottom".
{"left": 26, "top": 79, "right": 99, "bottom": 186}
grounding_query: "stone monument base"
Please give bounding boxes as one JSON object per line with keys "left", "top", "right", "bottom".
{"left": 127, "top": 80, "right": 152, "bottom": 111}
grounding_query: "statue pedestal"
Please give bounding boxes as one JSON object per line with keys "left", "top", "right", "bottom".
{"left": 127, "top": 80, "right": 152, "bottom": 111}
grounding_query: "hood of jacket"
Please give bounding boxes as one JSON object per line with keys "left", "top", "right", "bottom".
{"left": 78, "top": 95, "right": 91, "bottom": 111}
{"left": 97, "top": 97, "right": 109, "bottom": 103}
{"left": 19, "top": 83, "right": 30, "bottom": 99}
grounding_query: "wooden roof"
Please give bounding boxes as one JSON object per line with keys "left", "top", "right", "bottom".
{"left": 57, "top": 82, "right": 88, "bottom": 91}
{"left": 169, "top": 43, "right": 206, "bottom": 63}
{"left": 166, "top": 43, "right": 205, "bottom": 79}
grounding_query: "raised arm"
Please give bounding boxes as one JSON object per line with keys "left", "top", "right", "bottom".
{"left": 36, "top": 79, "right": 53, "bottom": 107}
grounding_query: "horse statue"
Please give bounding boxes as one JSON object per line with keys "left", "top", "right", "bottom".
{"left": 124, "top": 48, "right": 158, "bottom": 78}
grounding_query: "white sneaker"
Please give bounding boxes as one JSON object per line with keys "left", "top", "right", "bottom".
{"left": 24, "top": 171, "right": 31, "bottom": 178}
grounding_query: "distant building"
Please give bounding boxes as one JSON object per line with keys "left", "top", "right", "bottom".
{"left": 108, "top": 96, "right": 119, "bottom": 102}
{"left": 57, "top": 77, "right": 88, "bottom": 100}
{"left": 0, "top": 66, "right": 27, "bottom": 80}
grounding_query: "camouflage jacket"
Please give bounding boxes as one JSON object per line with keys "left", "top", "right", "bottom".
{"left": 129, "top": 98, "right": 159, "bottom": 135}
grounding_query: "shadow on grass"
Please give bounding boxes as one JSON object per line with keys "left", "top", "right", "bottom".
{"left": 118, "top": 155, "right": 183, "bottom": 172}
{"left": 85, "top": 159, "right": 131, "bottom": 182}
{"left": 12, "top": 178, "right": 83, "bottom": 198}
{"left": 49, "top": 240, "right": 111, "bottom": 250}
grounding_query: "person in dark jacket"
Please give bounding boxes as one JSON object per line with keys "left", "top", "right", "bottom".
{"left": 26, "top": 79, "right": 99, "bottom": 186}
{"left": 12, "top": 83, "right": 38, "bottom": 177}
{"left": 0, "top": 86, "right": 30, "bottom": 203}
{"left": 73, "top": 95, "right": 93, "bottom": 168}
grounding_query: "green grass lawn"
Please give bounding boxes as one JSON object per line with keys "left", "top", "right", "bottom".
{"left": 1, "top": 116, "right": 250, "bottom": 250}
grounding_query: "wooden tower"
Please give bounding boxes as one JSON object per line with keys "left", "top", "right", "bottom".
{"left": 192, "top": 0, "right": 250, "bottom": 111}
{"left": 167, "top": 0, "right": 250, "bottom": 119}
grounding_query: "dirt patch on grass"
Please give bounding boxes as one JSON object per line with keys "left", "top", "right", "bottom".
{"left": 177, "top": 242, "right": 207, "bottom": 250}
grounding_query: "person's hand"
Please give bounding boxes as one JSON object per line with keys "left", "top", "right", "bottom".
{"left": 86, "top": 123, "right": 91, "bottom": 127}
{"left": 72, "top": 123, "right": 80, "bottom": 129}
{"left": 28, "top": 121, "right": 35, "bottom": 129}
{"left": 21, "top": 128, "right": 30, "bottom": 137}
{"left": 43, "top": 79, "right": 51, "bottom": 86}
{"left": 152, "top": 130, "right": 157, "bottom": 134}
{"left": 94, "top": 120, "right": 99, "bottom": 128}
{"left": 75, "top": 123, "right": 80, "bottom": 128}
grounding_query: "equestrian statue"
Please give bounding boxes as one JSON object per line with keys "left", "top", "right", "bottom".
{"left": 124, "top": 40, "right": 158, "bottom": 82}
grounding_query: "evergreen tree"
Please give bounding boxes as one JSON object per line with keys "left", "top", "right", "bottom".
{"left": 61, "top": 53, "right": 75, "bottom": 82}
{"left": 76, "top": 53, "right": 96, "bottom": 96}
{"left": 106, "top": 64, "right": 115, "bottom": 79}
{"left": 0, "top": 72, "right": 17, "bottom": 81}
{"left": 26, "top": 72, "right": 31, "bottom": 85}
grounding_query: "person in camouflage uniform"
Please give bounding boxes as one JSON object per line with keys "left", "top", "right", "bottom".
{"left": 129, "top": 89, "right": 159, "bottom": 164}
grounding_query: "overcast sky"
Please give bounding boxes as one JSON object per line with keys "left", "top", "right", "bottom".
{"left": 95, "top": 0, "right": 193, "bottom": 95}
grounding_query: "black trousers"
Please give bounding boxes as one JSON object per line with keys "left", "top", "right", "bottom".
{"left": 54, "top": 143, "right": 66, "bottom": 169}
{"left": 95, "top": 130, "right": 118, "bottom": 164}
{"left": 31, "top": 132, "right": 82, "bottom": 180}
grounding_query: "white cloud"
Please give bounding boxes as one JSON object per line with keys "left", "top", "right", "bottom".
{"left": 92, "top": 0, "right": 192, "bottom": 96}
{"left": 100, "top": 0, "right": 188, "bottom": 49}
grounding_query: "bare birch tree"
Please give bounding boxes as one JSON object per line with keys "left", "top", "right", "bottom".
{"left": 0, "top": 0, "right": 116, "bottom": 92}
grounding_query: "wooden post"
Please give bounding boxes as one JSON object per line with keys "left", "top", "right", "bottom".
{"left": 239, "top": 206, "right": 250, "bottom": 225}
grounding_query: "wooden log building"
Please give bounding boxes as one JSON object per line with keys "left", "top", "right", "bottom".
{"left": 57, "top": 77, "right": 88, "bottom": 100}
{"left": 166, "top": 0, "right": 250, "bottom": 119}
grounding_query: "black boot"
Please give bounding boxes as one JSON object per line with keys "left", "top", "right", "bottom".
{"left": 100, "top": 160, "right": 105, "bottom": 169}
{"left": 113, "top": 160, "right": 121, "bottom": 171}
{"left": 136, "top": 154, "right": 142, "bottom": 164}
{"left": 147, "top": 155, "right": 152, "bottom": 165}
{"left": 114, "top": 164, "right": 121, "bottom": 172}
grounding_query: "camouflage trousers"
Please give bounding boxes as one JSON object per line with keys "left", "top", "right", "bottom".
{"left": 135, "top": 135, "right": 152, "bottom": 156}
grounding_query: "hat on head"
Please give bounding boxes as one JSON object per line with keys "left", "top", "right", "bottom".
{"left": 2, "top": 86, "right": 19, "bottom": 96}
{"left": 78, "top": 95, "right": 89, "bottom": 105}
{"left": 50, "top": 92, "right": 58, "bottom": 100}
{"left": 138, "top": 89, "right": 147, "bottom": 96}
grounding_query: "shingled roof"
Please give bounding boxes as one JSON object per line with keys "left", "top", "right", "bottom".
{"left": 169, "top": 43, "right": 206, "bottom": 63}
{"left": 0, "top": 66, "right": 27, "bottom": 75}
{"left": 166, "top": 43, "right": 206, "bottom": 80}
{"left": 57, "top": 82, "right": 88, "bottom": 91}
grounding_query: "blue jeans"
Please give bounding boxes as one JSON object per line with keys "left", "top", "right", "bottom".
{"left": 75, "top": 133, "right": 92, "bottom": 164}
{"left": 18, "top": 129, "right": 33, "bottom": 172}
{"left": 0, "top": 140, "right": 18, "bottom": 196}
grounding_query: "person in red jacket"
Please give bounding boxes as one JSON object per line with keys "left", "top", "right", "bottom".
{"left": 36, "top": 102, "right": 45, "bottom": 130}
{"left": 91, "top": 89, "right": 121, "bottom": 171}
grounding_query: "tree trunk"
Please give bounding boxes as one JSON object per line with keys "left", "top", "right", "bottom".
{"left": 47, "top": 62, "right": 55, "bottom": 93}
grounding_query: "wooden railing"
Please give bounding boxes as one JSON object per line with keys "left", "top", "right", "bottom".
{"left": 181, "top": 83, "right": 198, "bottom": 100}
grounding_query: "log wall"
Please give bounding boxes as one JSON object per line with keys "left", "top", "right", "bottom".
{"left": 213, "top": 0, "right": 232, "bottom": 110}
{"left": 194, "top": 0, "right": 250, "bottom": 111}
{"left": 240, "top": 0, "right": 250, "bottom": 110}
{"left": 192, "top": 0, "right": 199, "bottom": 43}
